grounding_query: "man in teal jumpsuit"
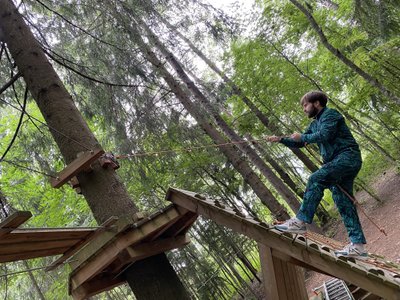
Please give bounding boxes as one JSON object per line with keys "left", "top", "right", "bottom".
{"left": 267, "top": 91, "right": 367, "bottom": 258}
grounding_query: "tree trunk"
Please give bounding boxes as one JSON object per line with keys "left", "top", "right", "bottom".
{"left": 155, "top": 11, "right": 319, "bottom": 172}
{"left": 0, "top": 1, "right": 190, "bottom": 299}
{"left": 139, "top": 20, "right": 302, "bottom": 214}
{"left": 23, "top": 261, "right": 46, "bottom": 300}
{"left": 125, "top": 20, "right": 289, "bottom": 220}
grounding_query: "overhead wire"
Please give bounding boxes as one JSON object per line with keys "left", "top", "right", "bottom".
{"left": 0, "top": 87, "right": 27, "bottom": 162}
{"left": 0, "top": 259, "right": 76, "bottom": 279}
{"left": 1, "top": 158, "right": 56, "bottom": 178}
{"left": 115, "top": 137, "right": 269, "bottom": 159}
{"left": 0, "top": 97, "right": 92, "bottom": 152}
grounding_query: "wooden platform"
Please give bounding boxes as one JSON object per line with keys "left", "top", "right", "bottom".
{"left": 50, "top": 148, "right": 104, "bottom": 188}
{"left": 0, "top": 211, "right": 110, "bottom": 264}
{"left": 166, "top": 188, "right": 400, "bottom": 300}
{"left": 68, "top": 204, "right": 198, "bottom": 300}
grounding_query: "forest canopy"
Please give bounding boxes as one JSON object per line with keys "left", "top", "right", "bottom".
{"left": 0, "top": 0, "right": 399, "bottom": 299}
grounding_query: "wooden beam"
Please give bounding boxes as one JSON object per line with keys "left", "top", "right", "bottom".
{"left": 71, "top": 273, "right": 125, "bottom": 300}
{"left": 50, "top": 148, "right": 104, "bottom": 188}
{"left": 0, "top": 239, "right": 82, "bottom": 255}
{"left": 271, "top": 248, "right": 331, "bottom": 276}
{"left": 106, "top": 234, "right": 191, "bottom": 276}
{"left": 126, "top": 234, "right": 190, "bottom": 261}
{"left": 0, "top": 246, "right": 70, "bottom": 263}
{"left": 68, "top": 215, "right": 136, "bottom": 270}
{"left": 46, "top": 217, "right": 118, "bottom": 271}
{"left": 167, "top": 188, "right": 400, "bottom": 299}
{"left": 0, "top": 228, "right": 96, "bottom": 244}
{"left": 258, "top": 243, "right": 280, "bottom": 300}
{"left": 0, "top": 211, "right": 32, "bottom": 238}
{"left": 259, "top": 243, "right": 307, "bottom": 300}
{"left": 153, "top": 211, "right": 197, "bottom": 239}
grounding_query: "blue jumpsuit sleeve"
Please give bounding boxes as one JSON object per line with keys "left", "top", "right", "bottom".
{"left": 279, "top": 124, "right": 313, "bottom": 148}
{"left": 300, "top": 110, "right": 342, "bottom": 144}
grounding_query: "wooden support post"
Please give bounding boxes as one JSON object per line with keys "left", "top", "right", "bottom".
{"left": 258, "top": 243, "right": 308, "bottom": 300}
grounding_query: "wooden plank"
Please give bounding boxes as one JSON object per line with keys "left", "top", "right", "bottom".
{"left": 69, "top": 205, "right": 185, "bottom": 290}
{"left": 0, "top": 239, "right": 81, "bottom": 255}
{"left": 46, "top": 217, "right": 118, "bottom": 271}
{"left": 274, "top": 254, "right": 289, "bottom": 300}
{"left": 50, "top": 148, "right": 104, "bottom": 188}
{"left": 260, "top": 245, "right": 307, "bottom": 300}
{"left": 167, "top": 188, "right": 400, "bottom": 299}
{"left": 71, "top": 273, "right": 125, "bottom": 300}
{"left": 0, "top": 228, "right": 96, "bottom": 244}
{"left": 0, "top": 246, "right": 70, "bottom": 263}
{"left": 68, "top": 216, "right": 135, "bottom": 270}
{"left": 294, "top": 265, "right": 308, "bottom": 300}
{"left": 0, "top": 211, "right": 32, "bottom": 238}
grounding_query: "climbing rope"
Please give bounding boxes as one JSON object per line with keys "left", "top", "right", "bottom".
{"left": 115, "top": 138, "right": 268, "bottom": 159}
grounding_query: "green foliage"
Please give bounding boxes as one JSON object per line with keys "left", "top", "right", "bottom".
{"left": 1, "top": 0, "right": 399, "bottom": 298}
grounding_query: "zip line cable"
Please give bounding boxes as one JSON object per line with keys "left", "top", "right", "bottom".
{"left": 1, "top": 158, "right": 56, "bottom": 178}
{"left": 0, "top": 259, "right": 77, "bottom": 279}
{"left": 115, "top": 138, "right": 270, "bottom": 159}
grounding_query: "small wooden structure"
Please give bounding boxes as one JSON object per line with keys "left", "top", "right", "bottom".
{"left": 50, "top": 148, "right": 104, "bottom": 188}
{"left": 66, "top": 204, "right": 198, "bottom": 299}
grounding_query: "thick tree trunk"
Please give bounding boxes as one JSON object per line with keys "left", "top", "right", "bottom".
{"left": 0, "top": 1, "right": 190, "bottom": 299}
{"left": 127, "top": 21, "right": 289, "bottom": 220}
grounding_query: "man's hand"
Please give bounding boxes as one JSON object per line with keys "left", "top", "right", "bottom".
{"left": 266, "top": 136, "right": 281, "bottom": 143}
{"left": 290, "top": 132, "right": 302, "bottom": 141}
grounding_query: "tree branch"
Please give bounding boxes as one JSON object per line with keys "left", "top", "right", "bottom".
{"left": 0, "top": 72, "right": 21, "bottom": 95}
{"left": 289, "top": 0, "right": 400, "bottom": 105}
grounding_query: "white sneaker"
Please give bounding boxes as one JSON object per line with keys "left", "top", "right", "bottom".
{"left": 274, "top": 218, "right": 306, "bottom": 234}
{"left": 335, "top": 243, "right": 368, "bottom": 258}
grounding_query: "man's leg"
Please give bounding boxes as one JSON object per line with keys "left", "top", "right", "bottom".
{"left": 330, "top": 180, "right": 366, "bottom": 244}
{"left": 275, "top": 166, "right": 331, "bottom": 233}
{"left": 296, "top": 167, "right": 331, "bottom": 224}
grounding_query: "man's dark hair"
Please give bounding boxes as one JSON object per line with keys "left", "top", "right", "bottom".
{"left": 300, "top": 91, "right": 328, "bottom": 107}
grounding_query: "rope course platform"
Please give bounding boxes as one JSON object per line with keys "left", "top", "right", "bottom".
{"left": 67, "top": 204, "right": 198, "bottom": 300}
{"left": 166, "top": 188, "right": 400, "bottom": 300}
{"left": 2, "top": 189, "right": 400, "bottom": 300}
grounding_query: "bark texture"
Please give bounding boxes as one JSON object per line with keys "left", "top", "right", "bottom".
{"left": 0, "top": 1, "right": 190, "bottom": 299}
